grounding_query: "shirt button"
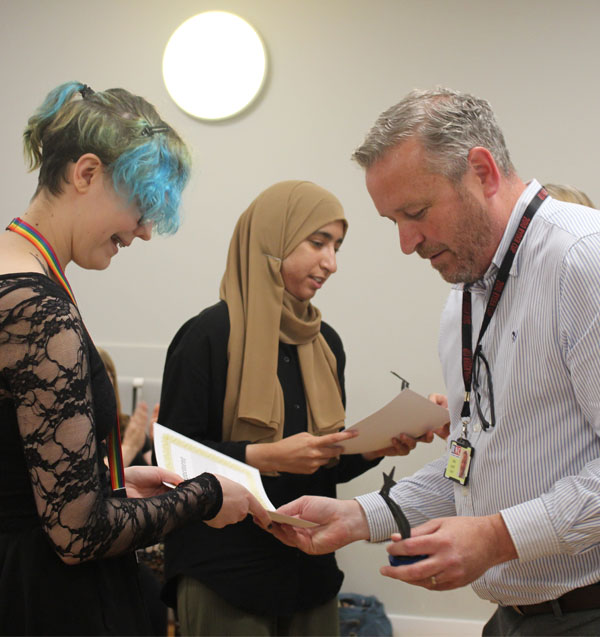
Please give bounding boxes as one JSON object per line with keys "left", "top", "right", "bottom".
{"left": 294, "top": 403, "right": 301, "bottom": 410}
{"left": 283, "top": 355, "right": 291, "bottom": 363}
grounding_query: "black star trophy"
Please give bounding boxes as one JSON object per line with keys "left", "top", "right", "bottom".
{"left": 379, "top": 467, "right": 428, "bottom": 566}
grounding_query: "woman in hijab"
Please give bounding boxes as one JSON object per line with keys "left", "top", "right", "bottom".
{"left": 159, "top": 180, "right": 422, "bottom": 636}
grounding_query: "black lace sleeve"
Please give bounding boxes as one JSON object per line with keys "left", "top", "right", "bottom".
{"left": 0, "top": 276, "right": 222, "bottom": 563}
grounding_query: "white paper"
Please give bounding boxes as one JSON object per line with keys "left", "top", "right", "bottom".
{"left": 153, "top": 423, "right": 316, "bottom": 528}
{"left": 340, "top": 389, "right": 449, "bottom": 454}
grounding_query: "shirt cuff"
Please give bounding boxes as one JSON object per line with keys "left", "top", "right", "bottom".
{"left": 500, "top": 497, "right": 562, "bottom": 562}
{"left": 355, "top": 492, "right": 398, "bottom": 543}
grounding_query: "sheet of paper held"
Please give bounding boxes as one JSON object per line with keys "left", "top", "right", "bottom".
{"left": 339, "top": 389, "right": 450, "bottom": 454}
{"left": 153, "top": 423, "right": 316, "bottom": 528}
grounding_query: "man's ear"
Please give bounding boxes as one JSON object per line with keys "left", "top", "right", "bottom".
{"left": 467, "top": 147, "right": 500, "bottom": 198}
{"left": 72, "top": 154, "right": 103, "bottom": 193}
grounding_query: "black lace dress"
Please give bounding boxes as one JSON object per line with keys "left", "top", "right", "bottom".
{"left": 0, "top": 274, "right": 223, "bottom": 636}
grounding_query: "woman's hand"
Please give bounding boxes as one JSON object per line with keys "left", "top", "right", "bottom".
{"left": 124, "top": 465, "right": 183, "bottom": 498}
{"left": 205, "top": 475, "right": 272, "bottom": 530}
{"left": 246, "top": 430, "right": 358, "bottom": 474}
{"left": 362, "top": 431, "right": 435, "bottom": 460}
{"left": 360, "top": 392, "right": 453, "bottom": 460}
{"left": 427, "top": 393, "right": 450, "bottom": 440}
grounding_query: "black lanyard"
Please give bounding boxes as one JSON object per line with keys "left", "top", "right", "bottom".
{"left": 460, "top": 187, "right": 547, "bottom": 429}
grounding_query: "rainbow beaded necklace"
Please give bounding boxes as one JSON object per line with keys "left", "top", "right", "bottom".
{"left": 6, "top": 217, "right": 127, "bottom": 495}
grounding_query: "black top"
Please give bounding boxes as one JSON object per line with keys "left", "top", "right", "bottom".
{"left": 0, "top": 274, "right": 223, "bottom": 636}
{"left": 159, "top": 300, "right": 379, "bottom": 616}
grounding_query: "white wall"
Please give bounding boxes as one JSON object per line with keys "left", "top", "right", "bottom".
{"left": 3, "top": 0, "right": 600, "bottom": 625}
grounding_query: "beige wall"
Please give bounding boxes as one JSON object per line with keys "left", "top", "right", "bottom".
{"left": 3, "top": 0, "right": 600, "bottom": 623}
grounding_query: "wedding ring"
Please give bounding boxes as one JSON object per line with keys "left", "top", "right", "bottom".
{"left": 430, "top": 575, "right": 437, "bottom": 587}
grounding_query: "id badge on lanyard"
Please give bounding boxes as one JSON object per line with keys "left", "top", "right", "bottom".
{"left": 445, "top": 438, "right": 474, "bottom": 486}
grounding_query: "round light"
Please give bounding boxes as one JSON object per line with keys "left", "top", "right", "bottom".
{"left": 162, "top": 11, "right": 267, "bottom": 121}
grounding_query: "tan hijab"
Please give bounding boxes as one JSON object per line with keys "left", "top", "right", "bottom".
{"left": 220, "top": 180, "right": 347, "bottom": 444}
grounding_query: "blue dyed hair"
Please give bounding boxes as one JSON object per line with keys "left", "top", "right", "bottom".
{"left": 111, "top": 136, "right": 189, "bottom": 235}
{"left": 24, "top": 81, "right": 191, "bottom": 235}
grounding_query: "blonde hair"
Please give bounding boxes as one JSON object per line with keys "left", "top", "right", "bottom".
{"left": 544, "top": 183, "right": 595, "bottom": 208}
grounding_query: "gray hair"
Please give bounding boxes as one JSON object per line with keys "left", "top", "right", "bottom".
{"left": 352, "top": 88, "right": 515, "bottom": 182}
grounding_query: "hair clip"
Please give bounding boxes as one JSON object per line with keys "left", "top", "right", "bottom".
{"left": 79, "top": 84, "right": 95, "bottom": 99}
{"left": 140, "top": 125, "right": 170, "bottom": 137}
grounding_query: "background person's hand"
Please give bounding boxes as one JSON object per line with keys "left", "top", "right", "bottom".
{"left": 205, "top": 475, "right": 271, "bottom": 530}
{"left": 148, "top": 403, "right": 160, "bottom": 440}
{"left": 121, "top": 401, "right": 149, "bottom": 466}
{"left": 143, "top": 403, "right": 160, "bottom": 464}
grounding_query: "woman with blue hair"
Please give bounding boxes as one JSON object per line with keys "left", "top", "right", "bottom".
{"left": 0, "top": 81, "right": 270, "bottom": 635}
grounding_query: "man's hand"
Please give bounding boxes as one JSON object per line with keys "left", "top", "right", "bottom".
{"left": 382, "top": 514, "right": 518, "bottom": 590}
{"left": 270, "top": 496, "right": 370, "bottom": 553}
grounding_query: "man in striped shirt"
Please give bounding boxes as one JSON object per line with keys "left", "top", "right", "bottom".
{"left": 273, "top": 88, "right": 600, "bottom": 636}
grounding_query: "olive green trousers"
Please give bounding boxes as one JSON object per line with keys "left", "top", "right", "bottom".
{"left": 177, "top": 575, "right": 340, "bottom": 636}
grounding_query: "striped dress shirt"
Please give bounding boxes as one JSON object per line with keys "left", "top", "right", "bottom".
{"left": 356, "top": 179, "right": 600, "bottom": 605}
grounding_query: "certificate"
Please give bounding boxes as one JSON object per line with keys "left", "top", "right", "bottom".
{"left": 153, "top": 423, "right": 316, "bottom": 527}
{"left": 340, "top": 389, "right": 449, "bottom": 454}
